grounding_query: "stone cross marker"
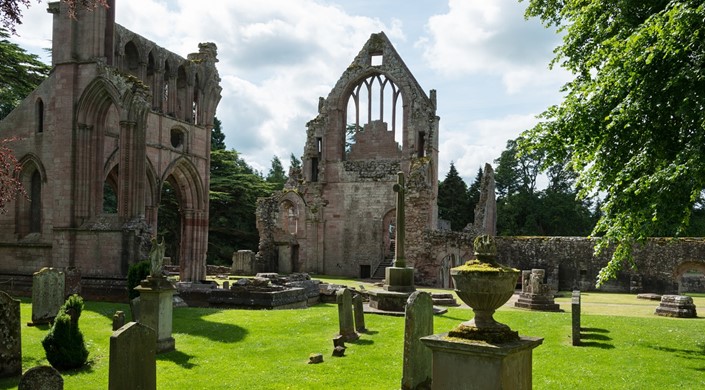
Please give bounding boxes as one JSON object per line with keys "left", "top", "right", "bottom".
{"left": 109, "top": 322, "right": 156, "bottom": 390}
{"left": 392, "top": 171, "right": 406, "bottom": 268}
{"left": 30, "top": 267, "right": 65, "bottom": 325}
{"left": 0, "top": 290, "right": 21, "bottom": 378}
{"left": 18, "top": 366, "right": 63, "bottom": 390}
{"left": 336, "top": 288, "right": 359, "bottom": 341}
{"left": 401, "top": 291, "right": 433, "bottom": 390}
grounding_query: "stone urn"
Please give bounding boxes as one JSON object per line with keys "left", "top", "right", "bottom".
{"left": 449, "top": 235, "right": 520, "bottom": 343}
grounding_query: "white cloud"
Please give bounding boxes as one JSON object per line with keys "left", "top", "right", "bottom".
{"left": 418, "top": 0, "right": 566, "bottom": 94}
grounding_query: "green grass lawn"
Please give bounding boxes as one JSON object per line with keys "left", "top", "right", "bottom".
{"left": 2, "top": 289, "right": 704, "bottom": 389}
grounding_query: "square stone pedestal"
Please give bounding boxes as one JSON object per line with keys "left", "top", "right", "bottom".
{"left": 367, "top": 289, "right": 412, "bottom": 312}
{"left": 421, "top": 334, "right": 543, "bottom": 390}
{"left": 134, "top": 277, "right": 176, "bottom": 353}
{"left": 384, "top": 267, "right": 415, "bottom": 292}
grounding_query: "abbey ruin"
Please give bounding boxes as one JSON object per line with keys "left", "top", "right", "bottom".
{"left": 0, "top": 0, "right": 221, "bottom": 297}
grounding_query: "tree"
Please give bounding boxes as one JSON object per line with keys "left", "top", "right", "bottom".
{"left": 467, "top": 167, "right": 483, "bottom": 221}
{"left": 209, "top": 148, "right": 275, "bottom": 264}
{"left": 437, "top": 162, "right": 472, "bottom": 231}
{"left": 494, "top": 137, "right": 597, "bottom": 236}
{"left": 289, "top": 153, "right": 301, "bottom": 171}
{"left": 2, "top": 0, "right": 108, "bottom": 34}
{"left": 266, "top": 155, "right": 286, "bottom": 191}
{"left": 520, "top": 0, "right": 705, "bottom": 285}
{"left": 211, "top": 116, "right": 226, "bottom": 151}
{"left": 1, "top": 28, "right": 50, "bottom": 119}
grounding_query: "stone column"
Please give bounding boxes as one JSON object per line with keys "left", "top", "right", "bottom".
{"left": 134, "top": 277, "right": 176, "bottom": 353}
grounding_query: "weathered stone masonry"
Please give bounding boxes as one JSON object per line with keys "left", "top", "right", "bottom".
{"left": 256, "top": 32, "right": 439, "bottom": 279}
{"left": 0, "top": 0, "right": 221, "bottom": 298}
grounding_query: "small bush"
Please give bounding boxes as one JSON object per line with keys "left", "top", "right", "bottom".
{"left": 42, "top": 294, "right": 89, "bottom": 371}
{"left": 127, "top": 260, "right": 151, "bottom": 299}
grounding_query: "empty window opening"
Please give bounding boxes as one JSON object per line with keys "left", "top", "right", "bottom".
{"left": 371, "top": 54, "right": 383, "bottom": 66}
{"left": 36, "top": 99, "right": 44, "bottom": 133}
{"left": 316, "top": 137, "right": 323, "bottom": 156}
{"left": 29, "top": 171, "right": 41, "bottom": 233}
{"left": 417, "top": 131, "right": 426, "bottom": 157}
{"left": 171, "top": 129, "right": 184, "bottom": 149}
{"left": 345, "top": 74, "right": 403, "bottom": 153}
{"left": 311, "top": 157, "right": 319, "bottom": 182}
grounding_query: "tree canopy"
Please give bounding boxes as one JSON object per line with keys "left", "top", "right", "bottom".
{"left": 0, "top": 27, "right": 50, "bottom": 119}
{"left": 520, "top": 0, "right": 705, "bottom": 285}
{"left": 438, "top": 162, "right": 472, "bottom": 231}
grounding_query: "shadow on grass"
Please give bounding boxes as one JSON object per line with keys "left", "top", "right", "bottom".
{"left": 157, "top": 350, "right": 197, "bottom": 369}
{"left": 577, "top": 341, "right": 615, "bottom": 349}
{"left": 580, "top": 333, "right": 611, "bottom": 341}
{"left": 359, "top": 330, "right": 379, "bottom": 335}
{"left": 172, "top": 316, "right": 248, "bottom": 343}
{"left": 349, "top": 338, "right": 374, "bottom": 346}
{"left": 581, "top": 327, "right": 609, "bottom": 333}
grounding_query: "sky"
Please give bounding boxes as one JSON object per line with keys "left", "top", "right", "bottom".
{"left": 11, "top": 0, "right": 570, "bottom": 184}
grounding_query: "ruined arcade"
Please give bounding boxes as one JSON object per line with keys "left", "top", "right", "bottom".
{"left": 0, "top": 0, "right": 221, "bottom": 296}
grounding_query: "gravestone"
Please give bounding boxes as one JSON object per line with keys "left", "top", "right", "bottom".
{"left": 352, "top": 293, "right": 366, "bottom": 332}
{"left": 30, "top": 267, "right": 65, "bottom": 325}
{"left": 112, "top": 311, "right": 125, "bottom": 331}
{"left": 514, "top": 269, "right": 561, "bottom": 311}
{"left": 109, "top": 322, "right": 156, "bottom": 390}
{"left": 402, "top": 291, "right": 433, "bottom": 390}
{"left": 18, "top": 366, "right": 63, "bottom": 390}
{"left": 571, "top": 290, "right": 581, "bottom": 346}
{"left": 63, "top": 267, "right": 81, "bottom": 297}
{"left": 222, "top": 281, "right": 229, "bottom": 290}
{"left": 308, "top": 353, "right": 323, "bottom": 364}
{"left": 655, "top": 295, "right": 697, "bottom": 318}
{"left": 0, "top": 290, "right": 21, "bottom": 378}
{"left": 336, "top": 288, "right": 359, "bottom": 341}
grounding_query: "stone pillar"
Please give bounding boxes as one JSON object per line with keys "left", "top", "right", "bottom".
{"left": 421, "top": 335, "right": 543, "bottom": 390}
{"left": 134, "top": 277, "right": 176, "bottom": 353}
{"left": 571, "top": 290, "right": 581, "bottom": 346}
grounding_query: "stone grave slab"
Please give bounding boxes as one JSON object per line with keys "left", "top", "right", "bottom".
{"left": 18, "top": 366, "right": 63, "bottom": 390}
{"left": 30, "top": 267, "right": 65, "bottom": 326}
{"left": 109, "top": 322, "right": 156, "bottom": 390}
{"left": 402, "top": 291, "right": 433, "bottom": 390}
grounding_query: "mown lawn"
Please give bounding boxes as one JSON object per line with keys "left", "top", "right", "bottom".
{"left": 1, "top": 289, "right": 704, "bottom": 389}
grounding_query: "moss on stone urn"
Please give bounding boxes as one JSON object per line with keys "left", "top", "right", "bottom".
{"left": 449, "top": 235, "right": 520, "bottom": 343}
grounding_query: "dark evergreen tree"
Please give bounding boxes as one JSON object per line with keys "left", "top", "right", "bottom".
{"left": 211, "top": 117, "right": 226, "bottom": 151}
{"left": 437, "top": 162, "right": 472, "bottom": 231}
{"left": 266, "top": 155, "right": 286, "bottom": 191}
{"left": 0, "top": 28, "right": 50, "bottom": 119}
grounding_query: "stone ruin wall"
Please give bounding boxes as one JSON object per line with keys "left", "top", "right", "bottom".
{"left": 411, "top": 234, "right": 705, "bottom": 294}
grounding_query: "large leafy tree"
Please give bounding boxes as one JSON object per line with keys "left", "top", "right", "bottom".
{"left": 438, "top": 162, "right": 472, "bottom": 231}
{"left": 520, "top": 0, "right": 705, "bottom": 285}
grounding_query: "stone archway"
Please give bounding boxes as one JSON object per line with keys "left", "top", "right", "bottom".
{"left": 674, "top": 261, "right": 705, "bottom": 294}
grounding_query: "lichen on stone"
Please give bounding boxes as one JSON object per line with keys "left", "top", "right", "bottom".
{"left": 453, "top": 259, "right": 518, "bottom": 273}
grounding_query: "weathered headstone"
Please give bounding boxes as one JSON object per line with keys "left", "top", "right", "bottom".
{"left": 352, "top": 293, "right": 366, "bottom": 332}
{"left": 63, "top": 267, "right": 81, "bottom": 297}
{"left": 0, "top": 290, "right": 21, "bottom": 378}
{"left": 130, "top": 296, "right": 141, "bottom": 322}
{"left": 30, "top": 267, "right": 65, "bottom": 325}
{"left": 222, "top": 281, "right": 230, "bottom": 290}
{"left": 336, "top": 288, "right": 359, "bottom": 341}
{"left": 109, "top": 322, "right": 156, "bottom": 390}
{"left": 571, "top": 290, "right": 581, "bottom": 346}
{"left": 332, "top": 345, "right": 346, "bottom": 357}
{"left": 655, "top": 295, "right": 697, "bottom": 318}
{"left": 112, "top": 311, "right": 125, "bottom": 331}
{"left": 18, "top": 366, "right": 63, "bottom": 390}
{"left": 514, "top": 269, "right": 561, "bottom": 311}
{"left": 401, "top": 291, "right": 433, "bottom": 390}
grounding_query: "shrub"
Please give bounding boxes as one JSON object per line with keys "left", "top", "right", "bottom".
{"left": 42, "top": 294, "right": 89, "bottom": 370}
{"left": 127, "top": 260, "right": 151, "bottom": 299}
